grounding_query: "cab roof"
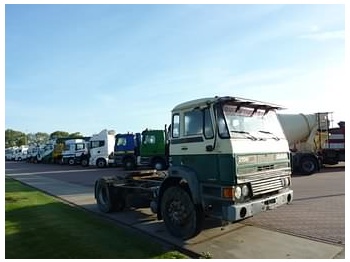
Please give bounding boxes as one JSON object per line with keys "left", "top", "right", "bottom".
{"left": 172, "top": 96, "right": 284, "bottom": 112}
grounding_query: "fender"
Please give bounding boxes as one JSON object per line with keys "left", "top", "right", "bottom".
{"left": 157, "top": 165, "right": 201, "bottom": 219}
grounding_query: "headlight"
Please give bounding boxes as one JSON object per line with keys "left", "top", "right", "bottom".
{"left": 234, "top": 186, "right": 242, "bottom": 199}
{"left": 281, "top": 177, "right": 290, "bottom": 187}
{"left": 276, "top": 153, "right": 288, "bottom": 160}
{"left": 285, "top": 177, "right": 291, "bottom": 186}
{"left": 237, "top": 155, "right": 257, "bottom": 165}
{"left": 242, "top": 184, "right": 249, "bottom": 197}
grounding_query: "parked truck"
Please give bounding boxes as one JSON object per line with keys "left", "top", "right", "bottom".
{"left": 36, "top": 141, "right": 55, "bottom": 163}
{"left": 277, "top": 112, "right": 345, "bottom": 175}
{"left": 61, "top": 138, "right": 90, "bottom": 165}
{"left": 87, "top": 129, "right": 116, "bottom": 168}
{"left": 5, "top": 146, "right": 17, "bottom": 161}
{"left": 26, "top": 144, "right": 40, "bottom": 163}
{"left": 95, "top": 96, "right": 293, "bottom": 239}
{"left": 13, "top": 145, "right": 29, "bottom": 161}
{"left": 112, "top": 129, "right": 168, "bottom": 171}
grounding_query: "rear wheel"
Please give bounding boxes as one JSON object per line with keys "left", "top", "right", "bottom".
{"left": 95, "top": 178, "right": 125, "bottom": 213}
{"left": 300, "top": 156, "right": 318, "bottom": 175}
{"left": 81, "top": 157, "right": 89, "bottom": 167}
{"left": 161, "top": 186, "right": 204, "bottom": 239}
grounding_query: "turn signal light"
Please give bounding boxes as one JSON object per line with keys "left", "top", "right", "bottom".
{"left": 222, "top": 187, "right": 234, "bottom": 199}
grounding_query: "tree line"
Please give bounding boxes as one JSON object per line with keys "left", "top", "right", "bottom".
{"left": 5, "top": 129, "right": 84, "bottom": 148}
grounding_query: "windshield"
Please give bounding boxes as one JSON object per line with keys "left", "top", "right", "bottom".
{"left": 221, "top": 104, "right": 285, "bottom": 140}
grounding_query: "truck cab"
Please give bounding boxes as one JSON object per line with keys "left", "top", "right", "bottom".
{"left": 139, "top": 129, "right": 168, "bottom": 170}
{"left": 88, "top": 129, "right": 116, "bottom": 168}
{"left": 112, "top": 132, "right": 140, "bottom": 168}
{"left": 62, "top": 138, "right": 90, "bottom": 165}
{"left": 157, "top": 96, "right": 293, "bottom": 239}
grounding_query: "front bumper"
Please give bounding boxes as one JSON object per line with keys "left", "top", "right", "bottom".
{"left": 223, "top": 189, "right": 293, "bottom": 222}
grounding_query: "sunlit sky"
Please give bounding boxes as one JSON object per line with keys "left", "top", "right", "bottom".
{"left": 4, "top": 2, "right": 347, "bottom": 136}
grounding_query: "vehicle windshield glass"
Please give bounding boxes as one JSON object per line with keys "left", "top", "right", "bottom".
{"left": 221, "top": 104, "right": 285, "bottom": 139}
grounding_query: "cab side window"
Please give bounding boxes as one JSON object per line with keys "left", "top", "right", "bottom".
{"left": 184, "top": 110, "right": 203, "bottom": 136}
{"left": 204, "top": 108, "right": 214, "bottom": 139}
{"left": 172, "top": 114, "right": 180, "bottom": 138}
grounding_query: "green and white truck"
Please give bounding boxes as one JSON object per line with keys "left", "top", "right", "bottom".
{"left": 95, "top": 96, "right": 293, "bottom": 239}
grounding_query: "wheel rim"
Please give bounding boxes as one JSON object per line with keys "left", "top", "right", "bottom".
{"left": 302, "top": 160, "right": 315, "bottom": 173}
{"left": 98, "top": 160, "right": 105, "bottom": 167}
{"left": 167, "top": 199, "right": 189, "bottom": 226}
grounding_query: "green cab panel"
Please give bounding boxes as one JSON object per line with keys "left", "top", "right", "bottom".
{"left": 171, "top": 154, "right": 235, "bottom": 185}
{"left": 140, "top": 130, "right": 167, "bottom": 158}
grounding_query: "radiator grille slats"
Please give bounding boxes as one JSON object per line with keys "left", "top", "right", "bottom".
{"left": 250, "top": 176, "right": 283, "bottom": 195}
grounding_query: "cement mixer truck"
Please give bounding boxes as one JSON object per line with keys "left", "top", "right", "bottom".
{"left": 277, "top": 112, "right": 345, "bottom": 175}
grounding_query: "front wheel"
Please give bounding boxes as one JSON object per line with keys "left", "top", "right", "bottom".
{"left": 124, "top": 157, "right": 136, "bottom": 170}
{"left": 153, "top": 158, "right": 166, "bottom": 171}
{"left": 161, "top": 186, "right": 204, "bottom": 239}
{"left": 68, "top": 158, "right": 75, "bottom": 165}
{"left": 97, "top": 158, "right": 107, "bottom": 168}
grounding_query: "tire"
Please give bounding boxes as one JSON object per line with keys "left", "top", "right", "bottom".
{"left": 300, "top": 156, "right": 318, "bottom": 175}
{"left": 97, "top": 158, "right": 107, "bottom": 168}
{"left": 68, "top": 158, "right": 75, "bottom": 165}
{"left": 161, "top": 186, "right": 204, "bottom": 239}
{"left": 81, "top": 158, "right": 89, "bottom": 167}
{"left": 95, "top": 179, "right": 125, "bottom": 213}
{"left": 153, "top": 158, "right": 166, "bottom": 171}
{"left": 124, "top": 157, "right": 136, "bottom": 170}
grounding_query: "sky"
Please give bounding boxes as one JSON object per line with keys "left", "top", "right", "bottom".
{"left": 4, "top": 2, "right": 347, "bottom": 137}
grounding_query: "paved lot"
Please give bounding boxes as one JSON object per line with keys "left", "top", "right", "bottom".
{"left": 5, "top": 162, "right": 345, "bottom": 259}
{"left": 243, "top": 165, "right": 345, "bottom": 246}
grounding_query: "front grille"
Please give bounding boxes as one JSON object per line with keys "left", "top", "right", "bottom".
{"left": 250, "top": 176, "right": 283, "bottom": 196}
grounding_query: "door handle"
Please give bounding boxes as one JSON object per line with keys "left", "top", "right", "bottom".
{"left": 181, "top": 147, "right": 188, "bottom": 151}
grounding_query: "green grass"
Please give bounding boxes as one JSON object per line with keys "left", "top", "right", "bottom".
{"left": 5, "top": 177, "right": 188, "bottom": 259}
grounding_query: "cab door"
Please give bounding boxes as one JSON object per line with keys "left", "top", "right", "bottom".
{"left": 170, "top": 107, "right": 219, "bottom": 182}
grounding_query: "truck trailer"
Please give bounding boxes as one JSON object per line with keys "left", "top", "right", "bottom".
{"left": 277, "top": 112, "right": 345, "bottom": 175}
{"left": 95, "top": 96, "right": 293, "bottom": 239}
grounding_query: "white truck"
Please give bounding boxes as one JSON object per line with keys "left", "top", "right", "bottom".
{"left": 26, "top": 144, "right": 40, "bottom": 163}
{"left": 61, "top": 138, "right": 90, "bottom": 165}
{"left": 277, "top": 112, "right": 345, "bottom": 175}
{"left": 87, "top": 129, "right": 116, "bottom": 168}
{"left": 5, "top": 147, "right": 17, "bottom": 161}
{"left": 13, "top": 145, "right": 29, "bottom": 161}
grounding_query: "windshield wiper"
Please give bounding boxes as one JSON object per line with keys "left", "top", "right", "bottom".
{"left": 258, "top": 130, "right": 280, "bottom": 141}
{"left": 231, "top": 130, "right": 258, "bottom": 141}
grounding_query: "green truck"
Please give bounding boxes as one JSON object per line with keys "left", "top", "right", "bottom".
{"left": 95, "top": 96, "right": 293, "bottom": 239}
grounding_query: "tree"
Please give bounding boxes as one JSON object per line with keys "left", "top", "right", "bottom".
{"left": 68, "top": 132, "right": 84, "bottom": 138}
{"left": 34, "top": 132, "right": 50, "bottom": 145}
{"left": 5, "top": 129, "right": 26, "bottom": 147}
{"left": 50, "top": 131, "right": 70, "bottom": 139}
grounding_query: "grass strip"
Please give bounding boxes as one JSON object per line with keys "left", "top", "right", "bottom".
{"left": 5, "top": 177, "right": 188, "bottom": 259}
